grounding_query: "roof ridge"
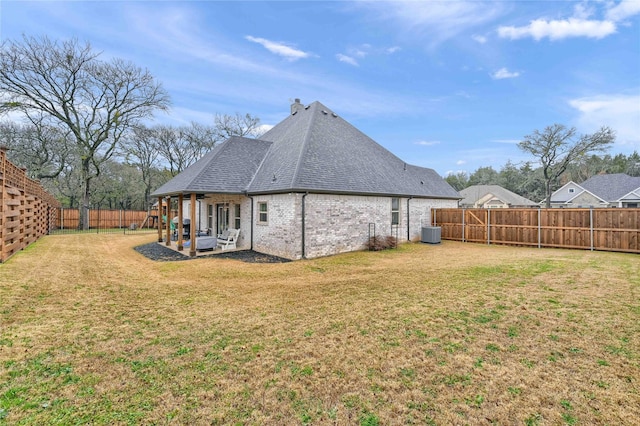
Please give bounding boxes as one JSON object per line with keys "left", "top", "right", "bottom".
{"left": 244, "top": 138, "right": 275, "bottom": 191}
{"left": 289, "top": 101, "right": 320, "bottom": 189}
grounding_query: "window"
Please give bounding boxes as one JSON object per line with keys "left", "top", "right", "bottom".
{"left": 234, "top": 204, "right": 241, "bottom": 229}
{"left": 207, "top": 204, "right": 214, "bottom": 231}
{"left": 568, "top": 188, "right": 575, "bottom": 194}
{"left": 258, "top": 202, "right": 268, "bottom": 224}
{"left": 391, "top": 197, "right": 400, "bottom": 225}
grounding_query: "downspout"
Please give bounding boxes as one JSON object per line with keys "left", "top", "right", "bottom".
{"left": 302, "top": 192, "right": 308, "bottom": 259}
{"left": 245, "top": 192, "right": 254, "bottom": 251}
{"left": 407, "top": 197, "right": 412, "bottom": 241}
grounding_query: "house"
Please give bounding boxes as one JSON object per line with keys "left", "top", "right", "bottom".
{"left": 549, "top": 173, "right": 640, "bottom": 208}
{"left": 458, "top": 185, "right": 538, "bottom": 208}
{"left": 151, "top": 100, "right": 460, "bottom": 259}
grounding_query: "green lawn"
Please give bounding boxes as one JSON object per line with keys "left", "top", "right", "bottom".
{"left": 1, "top": 234, "right": 638, "bottom": 424}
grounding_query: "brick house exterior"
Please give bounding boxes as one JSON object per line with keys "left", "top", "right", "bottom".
{"left": 152, "top": 100, "right": 459, "bottom": 259}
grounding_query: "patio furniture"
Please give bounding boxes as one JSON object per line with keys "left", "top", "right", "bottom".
{"left": 217, "top": 229, "right": 239, "bottom": 251}
{"left": 196, "top": 236, "right": 217, "bottom": 251}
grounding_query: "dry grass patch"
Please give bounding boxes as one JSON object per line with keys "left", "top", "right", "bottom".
{"left": 1, "top": 234, "right": 639, "bottom": 424}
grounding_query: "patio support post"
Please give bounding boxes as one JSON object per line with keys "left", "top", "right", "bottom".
{"left": 157, "top": 196, "right": 163, "bottom": 242}
{"left": 190, "top": 193, "right": 196, "bottom": 257}
{"left": 165, "top": 196, "right": 171, "bottom": 246}
{"left": 177, "top": 194, "right": 184, "bottom": 251}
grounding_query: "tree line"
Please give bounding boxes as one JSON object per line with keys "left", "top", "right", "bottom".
{"left": 0, "top": 35, "right": 261, "bottom": 228}
{"left": 0, "top": 115, "right": 261, "bottom": 211}
{"left": 445, "top": 150, "right": 640, "bottom": 204}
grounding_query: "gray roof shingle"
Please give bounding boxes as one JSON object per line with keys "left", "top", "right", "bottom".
{"left": 152, "top": 100, "right": 459, "bottom": 199}
{"left": 580, "top": 173, "right": 640, "bottom": 201}
{"left": 458, "top": 185, "right": 538, "bottom": 207}
{"left": 151, "top": 136, "right": 273, "bottom": 196}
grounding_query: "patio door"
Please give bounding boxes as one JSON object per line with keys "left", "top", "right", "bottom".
{"left": 217, "top": 204, "right": 229, "bottom": 235}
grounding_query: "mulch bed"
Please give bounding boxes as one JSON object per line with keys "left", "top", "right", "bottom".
{"left": 134, "top": 242, "right": 291, "bottom": 263}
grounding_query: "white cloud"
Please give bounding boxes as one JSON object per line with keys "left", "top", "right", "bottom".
{"left": 253, "top": 124, "right": 274, "bottom": 137}
{"left": 245, "top": 36, "right": 311, "bottom": 61}
{"left": 356, "top": 1, "right": 506, "bottom": 48}
{"left": 336, "top": 54, "right": 359, "bottom": 66}
{"left": 606, "top": 0, "right": 640, "bottom": 21}
{"left": 497, "top": 1, "right": 640, "bottom": 42}
{"left": 491, "top": 67, "right": 520, "bottom": 79}
{"left": 472, "top": 34, "right": 487, "bottom": 44}
{"left": 456, "top": 160, "right": 467, "bottom": 166}
{"left": 415, "top": 140, "right": 441, "bottom": 146}
{"left": 569, "top": 93, "right": 640, "bottom": 149}
{"left": 337, "top": 44, "right": 400, "bottom": 66}
{"left": 498, "top": 18, "right": 616, "bottom": 41}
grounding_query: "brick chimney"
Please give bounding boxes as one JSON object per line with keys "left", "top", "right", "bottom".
{"left": 290, "top": 98, "right": 304, "bottom": 114}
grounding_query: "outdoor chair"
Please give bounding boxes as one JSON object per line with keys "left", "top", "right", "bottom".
{"left": 217, "top": 228, "right": 239, "bottom": 251}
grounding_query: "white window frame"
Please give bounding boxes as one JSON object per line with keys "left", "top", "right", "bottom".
{"left": 391, "top": 197, "right": 400, "bottom": 225}
{"left": 258, "top": 201, "right": 268, "bottom": 224}
{"left": 234, "top": 204, "right": 241, "bottom": 229}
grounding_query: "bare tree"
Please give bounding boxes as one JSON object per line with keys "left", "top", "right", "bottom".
{"left": 214, "top": 112, "right": 262, "bottom": 139}
{"left": 0, "top": 35, "right": 169, "bottom": 229}
{"left": 518, "top": 124, "right": 614, "bottom": 208}
{"left": 0, "top": 119, "right": 70, "bottom": 180}
{"left": 152, "top": 115, "right": 260, "bottom": 177}
{"left": 122, "top": 125, "right": 162, "bottom": 208}
{"left": 151, "top": 125, "right": 201, "bottom": 176}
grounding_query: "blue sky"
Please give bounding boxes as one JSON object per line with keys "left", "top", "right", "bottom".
{"left": 2, "top": 1, "right": 639, "bottom": 176}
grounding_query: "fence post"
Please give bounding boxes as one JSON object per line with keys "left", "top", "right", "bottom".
{"left": 537, "top": 209, "right": 541, "bottom": 249}
{"left": 487, "top": 208, "right": 491, "bottom": 245}
{"left": 590, "top": 208, "right": 594, "bottom": 251}
{"left": 462, "top": 209, "right": 466, "bottom": 242}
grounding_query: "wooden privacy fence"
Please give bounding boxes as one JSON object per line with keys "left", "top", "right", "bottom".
{"left": 54, "top": 208, "right": 150, "bottom": 231}
{"left": 432, "top": 208, "right": 640, "bottom": 254}
{"left": 0, "top": 147, "right": 60, "bottom": 262}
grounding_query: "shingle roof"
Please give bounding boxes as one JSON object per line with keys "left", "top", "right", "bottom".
{"left": 151, "top": 136, "right": 273, "bottom": 196}
{"left": 152, "top": 100, "right": 459, "bottom": 199}
{"left": 579, "top": 173, "right": 640, "bottom": 202}
{"left": 458, "top": 185, "right": 538, "bottom": 207}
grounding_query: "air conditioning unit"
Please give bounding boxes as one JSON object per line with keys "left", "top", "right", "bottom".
{"left": 421, "top": 226, "right": 441, "bottom": 244}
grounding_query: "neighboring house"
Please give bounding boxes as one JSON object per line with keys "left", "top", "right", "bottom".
{"left": 458, "top": 185, "right": 538, "bottom": 208}
{"left": 549, "top": 173, "right": 640, "bottom": 208}
{"left": 151, "top": 99, "right": 460, "bottom": 259}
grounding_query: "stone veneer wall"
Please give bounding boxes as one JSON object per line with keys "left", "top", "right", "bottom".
{"left": 189, "top": 193, "right": 457, "bottom": 260}
{"left": 302, "top": 194, "right": 457, "bottom": 259}
{"left": 252, "top": 193, "right": 302, "bottom": 259}
{"left": 243, "top": 193, "right": 457, "bottom": 260}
